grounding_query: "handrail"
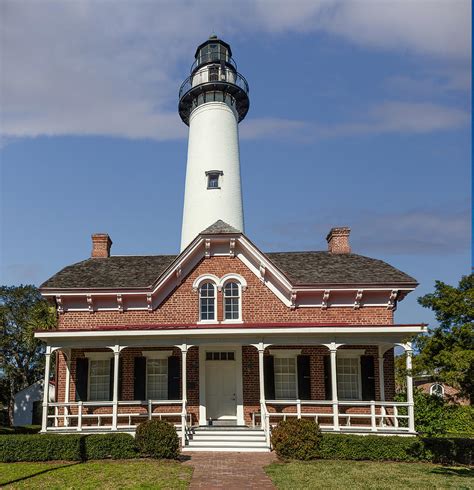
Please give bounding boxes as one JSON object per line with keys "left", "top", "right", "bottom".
{"left": 262, "top": 399, "right": 412, "bottom": 433}
{"left": 179, "top": 70, "right": 249, "bottom": 100}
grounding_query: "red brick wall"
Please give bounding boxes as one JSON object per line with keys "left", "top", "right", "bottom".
{"left": 57, "top": 256, "right": 393, "bottom": 329}
{"left": 56, "top": 344, "right": 395, "bottom": 427}
{"left": 242, "top": 345, "right": 395, "bottom": 424}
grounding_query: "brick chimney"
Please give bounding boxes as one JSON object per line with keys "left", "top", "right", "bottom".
{"left": 91, "top": 233, "right": 112, "bottom": 258}
{"left": 326, "top": 227, "right": 351, "bottom": 254}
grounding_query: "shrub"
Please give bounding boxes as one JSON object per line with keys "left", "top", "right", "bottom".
{"left": 0, "top": 434, "right": 82, "bottom": 462}
{"left": 0, "top": 433, "right": 137, "bottom": 462}
{"left": 446, "top": 405, "right": 474, "bottom": 437}
{"left": 83, "top": 433, "right": 138, "bottom": 460}
{"left": 395, "top": 390, "right": 449, "bottom": 436}
{"left": 422, "top": 437, "right": 474, "bottom": 466}
{"left": 318, "top": 434, "right": 422, "bottom": 462}
{"left": 317, "top": 434, "right": 473, "bottom": 465}
{"left": 271, "top": 419, "right": 321, "bottom": 460}
{"left": 135, "top": 420, "right": 179, "bottom": 459}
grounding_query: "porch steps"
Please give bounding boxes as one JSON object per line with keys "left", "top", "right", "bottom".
{"left": 184, "top": 427, "right": 269, "bottom": 452}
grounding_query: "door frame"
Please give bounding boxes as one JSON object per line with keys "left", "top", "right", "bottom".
{"left": 199, "top": 345, "right": 244, "bottom": 426}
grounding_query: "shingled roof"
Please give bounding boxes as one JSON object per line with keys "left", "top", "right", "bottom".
{"left": 266, "top": 252, "right": 417, "bottom": 286}
{"left": 41, "top": 250, "right": 416, "bottom": 290}
{"left": 200, "top": 220, "right": 241, "bottom": 234}
{"left": 41, "top": 255, "right": 177, "bottom": 289}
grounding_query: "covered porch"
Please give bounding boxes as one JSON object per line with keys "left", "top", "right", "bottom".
{"left": 36, "top": 324, "right": 424, "bottom": 448}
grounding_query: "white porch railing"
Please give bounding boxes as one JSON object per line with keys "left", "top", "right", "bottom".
{"left": 45, "top": 400, "right": 191, "bottom": 433}
{"left": 254, "top": 400, "right": 411, "bottom": 434}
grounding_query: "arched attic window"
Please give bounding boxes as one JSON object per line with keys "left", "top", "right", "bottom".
{"left": 430, "top": 383, "right": 444, "bottom": 397}
{"left": 223, "top": 281, "right": 241, "bottom": 321}
{"left": 199, "top": 282, "right": 216, "bottom": 321}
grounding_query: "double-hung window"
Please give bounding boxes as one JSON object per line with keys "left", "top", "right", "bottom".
{"left": 147, "top": 358, "right": 168, "bottom": 399}
{"left": 337, "top": 356, "right": 361, "bottom": 400}
{"left": 88, "top": 359, "right": 110, "bottom": 401}
{"left": 274, "top": 357, "right": 297, "bottom": 399}
{"left": 199, "top": 282, "right": 216, "bottom": 321}
{"left": 223, "top": 281, "right": 240, "bottom": 320}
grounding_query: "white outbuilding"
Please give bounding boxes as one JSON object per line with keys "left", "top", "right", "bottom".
{"left": 13, "top": 380, "right": 55, "bottom": 426}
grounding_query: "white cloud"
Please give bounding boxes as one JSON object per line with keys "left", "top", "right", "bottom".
{"left": 241, "top": 101, "right": 469, "bottom": 140}
{"left": 0, "top": 0, "right": 470, "bottom": 142}
{"left": 253, "top": 0, "right": 471, "bottom": 59}
{"left": 324, "top": 101, "right": 470, "bottom": 136}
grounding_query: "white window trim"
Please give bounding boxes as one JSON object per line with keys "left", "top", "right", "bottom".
{"left": 145, "top": 356, "right": 170, "bottom": 400}
{"left": 269, "top": 349, "right": 302, "bottom": 358}
{"left": 337, "top": 349, "right": 366, "bottom": 358}
{"left": 270, "top": 350, "right": 301, "bottom": 400}
{"left": 84, "top": 352, "right": 113, "bottom": 360}
{"left": 218, "top": 274, "right": 248, "bottom": 290}
{"left": 336, "top": 350, "right": 364, "bottom": 401}
{"left": 87, "top": 358, "right": 111, "bottom": 402}
{"left": 192, "top": 274, "right": 220, "bottom": 290}
{"left": 198, "top": 281, "right": 217, "bottom": 323}
{"left": 142, "top": 350, "right": 173, "bottom": 359}
{"left": 222, "top": 280, "right": 242, "bottom": 323}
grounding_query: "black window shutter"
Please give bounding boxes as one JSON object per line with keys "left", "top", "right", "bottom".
{"left": 109, "top": 358, "right": 115, "bottom": 401}
{"left": 168, "top": 356, "right": 180, "bottom": 400}
{"left": 76, "top": 358, "right": 89, "bottom": 401}
{"left": 323, "top": 356, "right": 332, "bottom": 400}
{"left": 361, "top": 355, "right": 376, "bottom": 401}
{"left": 264, "top": 355, "right": 275, "bottom": 399}
{"left": 134, "top": 357, "right": 146, "bottom": 400}
{"left": 297, "top": 355, "right": 311, "bottom": 400}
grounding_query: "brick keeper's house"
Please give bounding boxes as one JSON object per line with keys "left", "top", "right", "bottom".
{"left": 35, "top": 36, "right": 426, "bottom": 452}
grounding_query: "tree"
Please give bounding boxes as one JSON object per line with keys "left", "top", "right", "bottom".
{"left": 0, "top": 285, "right": 57, "bottom": 424}
{"left": 415, "top": 274, "right": 474, "bottom": 404}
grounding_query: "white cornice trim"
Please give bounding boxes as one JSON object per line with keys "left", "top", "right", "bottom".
{"left": 35, "top": 324, "right": 428, "bottom": 340}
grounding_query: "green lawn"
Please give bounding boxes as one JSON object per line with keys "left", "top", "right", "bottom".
{"left": 266, "top": 460, "right": 474, "bottom": 489}
{"left": 0, "top": 460, "right": 193, "bottom": 489}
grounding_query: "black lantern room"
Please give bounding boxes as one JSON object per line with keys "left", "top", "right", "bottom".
{"left": 178, "top": 35, "right": 249, "bottom": 126}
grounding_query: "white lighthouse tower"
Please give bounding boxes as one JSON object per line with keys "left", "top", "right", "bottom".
{"left": 179, "top": 36, "right": 249, "bottom": 250}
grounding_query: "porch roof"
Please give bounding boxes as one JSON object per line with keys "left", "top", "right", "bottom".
{"left": 35, "top": 322, "right": 427, "bottom": 342}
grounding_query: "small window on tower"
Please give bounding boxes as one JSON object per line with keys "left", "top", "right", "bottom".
{"left": 206, "top": 171, "right": 222, "bottom": 189}
{"left": 209, "top": 66, "right": 219, "bottom": 82}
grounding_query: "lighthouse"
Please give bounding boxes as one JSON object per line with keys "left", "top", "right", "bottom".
{"left": 179, "top": 36, "right": 249, "bottom": 250}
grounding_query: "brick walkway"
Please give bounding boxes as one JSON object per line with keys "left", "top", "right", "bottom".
{"left": 182, "top": 452, "right": 277, "bottom": 489}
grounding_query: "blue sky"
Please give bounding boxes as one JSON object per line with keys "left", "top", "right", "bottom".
{"left": 1, "top": 0, "right": 471, "bottom": 327}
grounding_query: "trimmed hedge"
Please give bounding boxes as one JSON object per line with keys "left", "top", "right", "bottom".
{"left": 318, "top": 434, "right": 422, "bottom": 462}
{"left": 0, "top": 433, "right": 138, "bottom": 462}
{"left": 304, "top": 433, "right": 473, "bottom": 465}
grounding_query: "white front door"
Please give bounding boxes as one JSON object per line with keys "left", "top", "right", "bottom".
{"left": 205, "top": 354, "right": 237, "bottom": 420}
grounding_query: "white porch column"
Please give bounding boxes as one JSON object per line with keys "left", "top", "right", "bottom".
{"left": 181, "top": 346, "right": 188, "bottom": 407}
{"left": 111, "top": 346, "right": 120, "bottom": 431}
{"left": 378, "top": 346, "right": 385, "bottom": 402}
{"left": 63, "top": 350, "right": 71, "bottom": 427}
{"left": 329, "top": 343, "right": 340, "bottom": 431}
{"left": 258, "top": 344, "right": 265, "bottom": 407}
{"left": 181, "top": 346, "right": 188, "bottom": 447}
{"left": 41, "top": 346, "right": 52, "bottom": 433}
{"left": 405, "top": 344, "right": 415, "bottom": 433}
